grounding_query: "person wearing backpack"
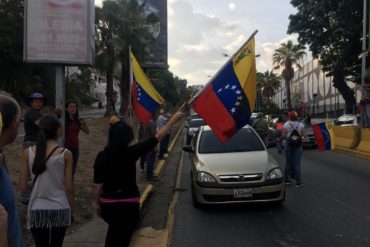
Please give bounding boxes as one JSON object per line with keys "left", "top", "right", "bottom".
{"left": 281, "top": 111, "right": 307, "bottom": 187}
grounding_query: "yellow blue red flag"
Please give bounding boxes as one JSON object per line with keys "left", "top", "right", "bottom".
{"left": 130, "top": 52, "right": 165, "bottom": 124}
{"left": 192, "top": 34, "right": 257, "bottom": 142}
{"left": 312, "top": 122, "right": 334, "bottom": 151}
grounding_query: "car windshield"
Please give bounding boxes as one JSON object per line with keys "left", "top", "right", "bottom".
{"left": 198, "top": 128, "right": 265, "bottom": 154}
{"left": 189, "top": 119, "right": 205, "bottom": 128}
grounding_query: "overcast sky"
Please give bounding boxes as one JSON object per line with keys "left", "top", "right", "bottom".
{"left": 96, "top": 0, "right": 303, "bottom": 86}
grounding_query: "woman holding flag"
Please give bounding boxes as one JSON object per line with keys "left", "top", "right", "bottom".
{"left": 93, "top": 104, "right": 185, "bottom": 247}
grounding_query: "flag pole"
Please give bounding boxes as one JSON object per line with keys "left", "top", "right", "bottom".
{"left": 129, "top": 45, "right": 133, "bottom": 125}
{"left": 189, "top": 30, "right": 258, "bottom": 105}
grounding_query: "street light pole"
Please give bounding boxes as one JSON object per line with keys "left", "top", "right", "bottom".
{"left": 362, "top": 0, "right": 367, "bottom": 87}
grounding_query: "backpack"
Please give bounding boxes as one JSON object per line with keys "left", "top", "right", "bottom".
{"left": 287, "top": 122, "right": 302, "bottom": 147}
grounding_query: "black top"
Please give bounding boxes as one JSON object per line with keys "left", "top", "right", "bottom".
{"left": 24, "top": 108, "right": 42, "bottom": 142}
{"left": 94, "top": 137, "right": 158, "bottom": 199}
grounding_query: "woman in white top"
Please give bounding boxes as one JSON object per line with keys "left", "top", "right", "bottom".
{"left": 20, "top": 115, "right": 74, "bottom": 247}
{"left": 281, "top": 111, "right": 307, "bottom": 187}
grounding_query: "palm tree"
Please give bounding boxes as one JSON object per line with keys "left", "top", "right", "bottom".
{"left": 273, "top": 40, "right": 306, "bottom": 110}
{"left": 256, "top": 70, "right": 281, "bottom": 100}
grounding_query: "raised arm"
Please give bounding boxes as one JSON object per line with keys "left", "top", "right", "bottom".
{"left": 155, "top": 104, "right": 186, "bottom": 141}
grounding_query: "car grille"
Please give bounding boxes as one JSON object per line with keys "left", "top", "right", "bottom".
{"left": 218, "top": 173, "right": 263, "bottom": 183}
{"left": 203, "top": 191, "right": 282, "bottom": 202}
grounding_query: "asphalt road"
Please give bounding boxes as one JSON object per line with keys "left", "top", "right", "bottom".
{"left": 170, "top": 144, "right": 370, "bottom": 247}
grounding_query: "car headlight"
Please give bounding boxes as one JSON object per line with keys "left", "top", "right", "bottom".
{"left": 266, "top": 168, "right": 283, "bottom": 180}
{"left": 196, "top": 172, "right": 216, "bottom": 183}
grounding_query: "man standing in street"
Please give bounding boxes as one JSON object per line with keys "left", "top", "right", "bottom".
{"left": 0, "top": 92, "right": 24, "bottom": 247}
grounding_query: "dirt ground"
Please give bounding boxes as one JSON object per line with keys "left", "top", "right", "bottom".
{"left": 5, "top": 117, "right": 110, "bottom": 246}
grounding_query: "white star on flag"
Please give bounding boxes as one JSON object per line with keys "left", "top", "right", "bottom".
{"left": 235, "top": 102, "right": 240, "bottom": 106}
{"left": 231, "top": 85, "right": 237, "bottom": 90}
{"left": 217, "top": 88, "right": 222, "bottom": 93}
{"left": 231, "top": 108, "right": 236, "bottom": 113}
{"left": 225, "top": 84, "right": 230, "bottom": 89}
{"left": 236, "top": 90, "right": 241, "bottom": 95}
{"left": 238, "top": 96, "right": 243, "bottom": 100}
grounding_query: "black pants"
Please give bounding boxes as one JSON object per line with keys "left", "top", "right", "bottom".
{"left": 100, "top": 202, "right": 140, "bottom": 247}
{"left": 31, "top": 227, "right": 66, "bottom": 247}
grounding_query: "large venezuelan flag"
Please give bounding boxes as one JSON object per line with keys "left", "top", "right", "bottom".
{"left": 192, "top": 36, "right": 257, "bottom": 142}
{"left": 130, "top": 52, "right": 165, "bottom": 124}
{"left": 312, "top": 122, "right": 334, "bottom": 151}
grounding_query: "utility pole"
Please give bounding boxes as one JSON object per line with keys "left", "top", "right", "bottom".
{"left": 362, "top": 0, "right": 367, "bottom": 87}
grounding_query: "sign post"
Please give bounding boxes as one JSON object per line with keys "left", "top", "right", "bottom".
{"left": 24, "top": 0, "right": 95, "bottom": 143}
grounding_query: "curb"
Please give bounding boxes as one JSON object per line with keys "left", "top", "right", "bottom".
{"left": 139, "top": 120, "right": 185, "bottom": 208}
{"left": 333, "top": 148, "right": 370, "bottom": 161}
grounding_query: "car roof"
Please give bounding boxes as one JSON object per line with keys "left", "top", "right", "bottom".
{"left": 201, "top": 125, "right": 251, "bottom": 131}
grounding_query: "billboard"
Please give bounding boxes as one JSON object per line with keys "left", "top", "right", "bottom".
{"left": 142, "top": 0, "right": 168, "bottom": 69}
{"left": 24, "top": 0, "right": 95, "bottom": 65}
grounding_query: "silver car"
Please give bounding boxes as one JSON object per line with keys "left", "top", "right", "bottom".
{"left": 183, "top": 125, "right": 285, "bottom": 208}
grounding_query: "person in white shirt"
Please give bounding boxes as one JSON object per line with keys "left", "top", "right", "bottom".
{"left": 281, "top": 111, "right": 307, "bottom": 187}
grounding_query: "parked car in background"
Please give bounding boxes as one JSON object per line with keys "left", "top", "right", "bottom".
{"left": 183, "top": 125, "right": 285, "bottom": 208}
{"left": 334, "top": 114, "right": 360, "bottom": 127}
{"left": 185, "top": 118, "right": 205, "bottom": 144}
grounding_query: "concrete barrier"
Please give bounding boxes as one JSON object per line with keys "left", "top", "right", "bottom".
{"left": 333, "top": 126, "right": 359, "bottom": 149}
{"left": 356, "top": 128, "right": 370, "bottom": 153}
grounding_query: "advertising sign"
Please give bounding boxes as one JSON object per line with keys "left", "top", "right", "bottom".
{"left": 24, "top": 0, "right": 95, "bottom": 65}
{"left": 142, "top": 0, "right": 168, "bottom": 69}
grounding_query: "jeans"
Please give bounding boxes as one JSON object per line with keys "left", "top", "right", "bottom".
{"left": 100, "top": 201, "right": 140, "bottom": 247}
{"left": 284, "top": 144, "right": 303, "bottom": 183}
{"left": 31, "top": 227, "right": 66, "bottom": 247}
{"left": 68, "top": 147, "right": 79, "bottom": 177}
{"left": 139, "top": 149, "right": 156, "bottom": 179}
{"left": 159, "top": 134, "right": 170, "bottom": 158}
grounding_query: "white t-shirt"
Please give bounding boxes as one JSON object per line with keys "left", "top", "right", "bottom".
{"left": 283, "top": 120, "right": 305, "bottom": 138}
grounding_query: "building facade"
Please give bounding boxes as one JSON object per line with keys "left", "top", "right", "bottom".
{"left": 273, "top": 59, "right": 357, "bottom": 118}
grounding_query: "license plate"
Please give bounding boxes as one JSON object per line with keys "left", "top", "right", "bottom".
{"left": 233, "top": 188, "right": 252, "bottom": 198}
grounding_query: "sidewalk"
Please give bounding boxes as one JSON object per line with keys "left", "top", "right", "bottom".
{"left": 63, "top": 121, "right": 184, "bottom": 247}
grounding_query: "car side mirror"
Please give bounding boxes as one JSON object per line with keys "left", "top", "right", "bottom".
{"left": 184, "top": 126, "right": 189, "bottom": 129}
{"left": 183, "top": 145, "right": 194, "bottom": 153}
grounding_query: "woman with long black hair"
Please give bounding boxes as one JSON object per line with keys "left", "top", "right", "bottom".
{"left": 20, "top": 115, "right": 75, "bottom": 247}
{"left": 93, "top": 105, "right": 185, "bottom": 247}
{"left": 65, "top": 100, "right": 89, "bottom": 177}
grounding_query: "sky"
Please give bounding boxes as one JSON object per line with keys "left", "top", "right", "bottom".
{"left": 96, "top": 0, "right": 303, "bottom": 86}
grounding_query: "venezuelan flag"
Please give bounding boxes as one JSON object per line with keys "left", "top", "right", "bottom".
{"left": 130, "top": 52, "right": 165, "bottom": 124}
{"left": 312, "top": 122, "right": 334, "bottom": 151}
{"left": 192, "top": 36, "right": 257, "bottom": 142}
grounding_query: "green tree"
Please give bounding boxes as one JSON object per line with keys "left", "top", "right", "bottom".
{"left": 273, "top": 40, "right": 306, "bottom": 110}
{"left": 256, "top": 70, "right": 281, "bottom": 100}
{"left": 0, "top": 0, "right": 57, "bottom": 104}
{"left": 95, "top": 2, "right": 122, "bottom": 116}
{"left": 288, "top": 0, "right": 362, "bottom": 113}
{"left": 115, "top": 0, "right": 159, "bottom": 115}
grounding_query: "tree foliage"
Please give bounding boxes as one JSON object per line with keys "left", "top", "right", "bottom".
{"left": 288, "top": 0, "right": 363, "bottom": 113}
{"left": 147, "top": 69, "right": 191, "bottom": 109}
{"left": 0, "top": 0, "right": 56, "bottom": 104}
{"left": 256, "top": 70, "right": 281, "bottom": 99}
{"left": 273, "top": 40, "right": 306, "bottom": 110}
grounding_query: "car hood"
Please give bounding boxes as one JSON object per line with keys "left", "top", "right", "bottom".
{"left": 196, "top": 151, "right": 277, "bottom": 175}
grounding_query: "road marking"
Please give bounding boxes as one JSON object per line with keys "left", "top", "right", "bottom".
{"left": 165, "top": 148, "right": 184, "bottom": 246}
